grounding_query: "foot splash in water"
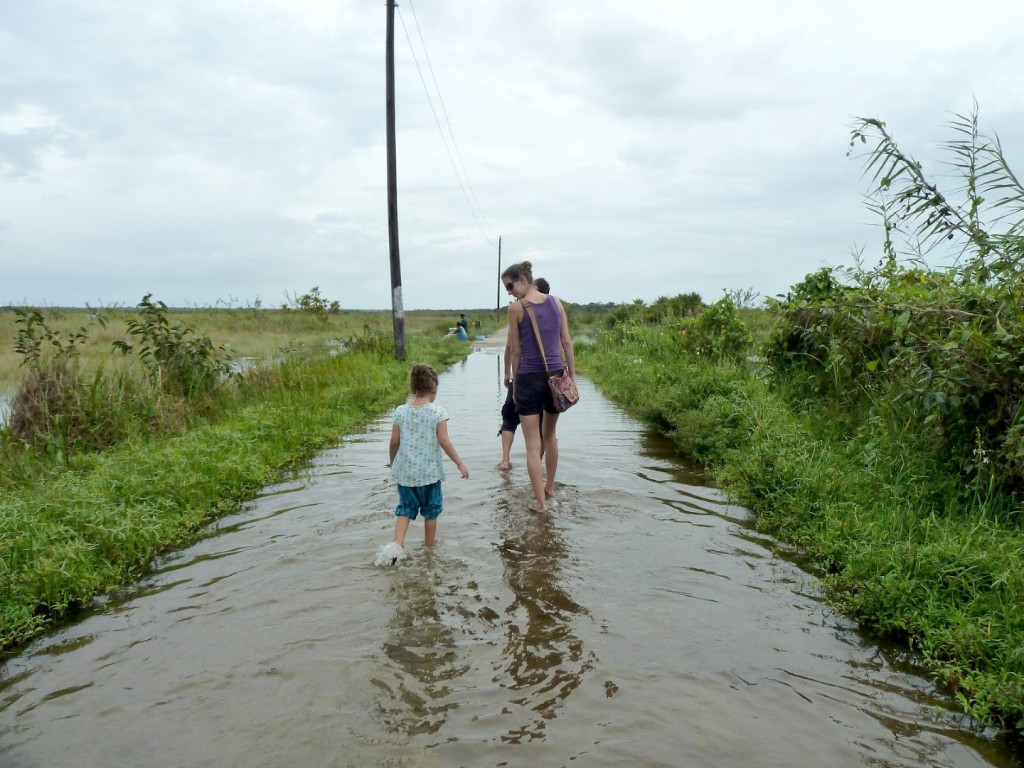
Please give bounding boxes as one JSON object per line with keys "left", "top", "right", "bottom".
{"left": 374, "top": 541, "right": 406, "bottom": 566}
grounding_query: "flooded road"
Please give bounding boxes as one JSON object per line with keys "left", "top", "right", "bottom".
{"left": 0, "top": 345, "right": 1018, "bottom": 767}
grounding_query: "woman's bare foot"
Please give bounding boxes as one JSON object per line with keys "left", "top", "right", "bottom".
{"left": 498, "top": 461, "right": 512, "bottom": 471}
{"left": 544, "top": 486, "right": 556, "bottom": 499}
{"left": 528, "top": 502, "right": 548, "bottom": 514}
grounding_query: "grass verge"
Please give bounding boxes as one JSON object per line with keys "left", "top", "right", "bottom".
{"left": 0, "top": 336, "right": 467, "bottom": 654}
{"left": 579, "top": 333, "right": 1024, "bottom": 739}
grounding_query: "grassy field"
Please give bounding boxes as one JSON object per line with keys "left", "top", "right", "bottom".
{"left": 0, "top": 304, "right": 503, "bottom": 653}
{"left": 0, "top": 305, "right": 503, "bottom": 394}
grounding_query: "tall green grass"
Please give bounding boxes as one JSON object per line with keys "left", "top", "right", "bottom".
{"left": 0, "top": 334, "right": 467, "bottom": 653}
{"left": 0, "top": 305, "right": 502, "bottom": 392}
{"left": 579, "top": 310, "right": 1024, "bottom": 737}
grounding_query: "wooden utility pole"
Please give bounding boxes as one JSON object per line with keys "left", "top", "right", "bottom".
{"left": 385, "top": 0, "right": 406, "bottom": 359}
{"left": 495, "top": 235, "right": 502, "bottom": 320}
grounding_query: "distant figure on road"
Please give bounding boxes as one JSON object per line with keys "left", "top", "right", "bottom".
{"left": 501, "top": 261, "right": 575, "bottom": 513}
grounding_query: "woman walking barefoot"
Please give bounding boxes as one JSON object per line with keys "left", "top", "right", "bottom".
{"left": 501, "top": 261, "right": 575, "bottom": 513}
{"left": 498, "top": 277, "right": 551, "bottom": 470}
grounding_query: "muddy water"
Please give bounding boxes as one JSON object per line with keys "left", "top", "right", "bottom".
{"left": 0, "top": 347, "right": 1017, "bottom": 768}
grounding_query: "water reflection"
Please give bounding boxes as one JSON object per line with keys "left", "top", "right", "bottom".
{"left": 373, "top": 556, "right": 470, "bottom": 737}
{"left": 493, "top": 500, "right": 595, "bottom": 743}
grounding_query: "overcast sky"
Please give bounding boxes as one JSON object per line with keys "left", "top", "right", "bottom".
{"left": 2, "top": 1, "right": 1023, "bottom": 310}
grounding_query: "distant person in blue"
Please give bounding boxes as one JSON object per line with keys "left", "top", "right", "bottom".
{"left": 454, "top": 324, "right": 469, "bottom": 341}
{"left": 499, "top": 277, "right": 550, "bottom": 470}
{"left": 502, "top": 261, "right": 575, "bottom": 513}
{"left": 381, "top": 363, "right": 469, "bottom": 563}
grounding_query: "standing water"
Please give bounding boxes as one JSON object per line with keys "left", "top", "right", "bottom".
{"left": 0, "top": 345, "right": 1018, "bottom": 768}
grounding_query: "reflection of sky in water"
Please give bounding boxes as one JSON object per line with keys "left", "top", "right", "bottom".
{"left": 0, "top": 393, "right": 9, "bottom": 426}
{"left": 227, "top": 341, "right": 348, "bottom": 375}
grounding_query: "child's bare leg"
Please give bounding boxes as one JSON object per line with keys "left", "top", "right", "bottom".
{"left": 542, "top": 411, "right": 559, "bottom": 497}
{"left": 499, "top": 429, "right": 515, "bottom": 470}
{"left": 521, "top": 414, "right": 547, "bottom": 512}
{"left": 424, "top": 518, "right": 438, "bottom": 548}
{"left": 393, "top": 515, "right": 411, "bottom": 548}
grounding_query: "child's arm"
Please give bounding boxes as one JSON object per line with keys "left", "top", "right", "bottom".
{"left": 388, "top": 424, "right": 401, "bottom": 466}
{"left": 436, "top": 421, "right": 469, "bottom": 478}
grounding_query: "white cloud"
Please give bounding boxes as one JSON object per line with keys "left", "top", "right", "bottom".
{"left": 2, "top": 0, "right": 1024, "bottom": 309}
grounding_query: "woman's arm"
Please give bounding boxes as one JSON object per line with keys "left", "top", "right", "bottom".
{"left": 503, "top": 338, "right": 513, "bottom": 387}
{"left": 555, "top": 297, "right": 575, "bottom": 379}
{"left": 507, "top": 302, "right": 523, "bottom": 378}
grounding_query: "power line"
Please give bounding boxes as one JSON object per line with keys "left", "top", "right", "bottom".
{"left": 397, "top": 3, "right": 497, "bottom": 248}
{"left": 406, "top": 0, "right": 497, "bottom": 240}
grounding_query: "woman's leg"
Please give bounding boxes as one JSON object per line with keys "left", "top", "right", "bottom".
{"left": 539, "top": 410, "right": 546, "bottom": 459}
{"left": 520, "top": 413, "right": 547, "bottom": 511}
{"left": 541, "top": 410, "right": 560, "bottom": 497}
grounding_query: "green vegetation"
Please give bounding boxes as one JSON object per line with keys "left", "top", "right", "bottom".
{"left": 579, "top": 107, "right": 1024, "bottom": 738}
{"left": 0, "top": 292, "right": 492, "bottom": 653}
{"left": 0, "top": 302, "right": 500, "bottom": 393}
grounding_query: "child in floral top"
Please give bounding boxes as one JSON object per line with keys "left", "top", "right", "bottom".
{"left": 385, "top": 363, "right": 468, "bottom": 559}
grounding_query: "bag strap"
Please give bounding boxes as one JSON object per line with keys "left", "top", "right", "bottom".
{"left": 522, "top": 302, "right": 551, "bottom": 372}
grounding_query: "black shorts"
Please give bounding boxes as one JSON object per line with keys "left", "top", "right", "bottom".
{"left": 500, "top": 386, "right": 519, "bottom": 433}
{"left": 513, "top": 370, "right": 563, "bottom": 416}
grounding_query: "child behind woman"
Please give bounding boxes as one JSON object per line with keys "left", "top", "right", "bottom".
{"left": 378, "top": 363, "right": 469, "bottom": 564}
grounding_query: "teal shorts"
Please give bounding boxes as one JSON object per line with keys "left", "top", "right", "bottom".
{"left": 396, "top": 481, "right": 443, "bottom": 520}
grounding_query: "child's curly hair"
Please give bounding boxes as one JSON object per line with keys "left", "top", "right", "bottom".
{"left": 409, "top": 363, "right": 439, "bottom": 396}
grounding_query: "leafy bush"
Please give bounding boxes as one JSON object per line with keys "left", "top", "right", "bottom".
{"left": 682, "top": 297, "right": 752, "bottom": 361}
{"left": 765, "top": 107, "right": 1024, "bottom": 497}
{"left": 113, "top": 294, "right": 232, "bottom": 398}
{"left": 282, "top": 286, "right": 341, "bottom": 318}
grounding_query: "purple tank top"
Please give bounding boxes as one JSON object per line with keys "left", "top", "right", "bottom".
{"left": 518, "top": 295, "right": 563, "bottom": 374}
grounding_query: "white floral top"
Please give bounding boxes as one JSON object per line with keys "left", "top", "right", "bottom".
{"left": 390, "top": 402, "right": 449, "bottom": 487}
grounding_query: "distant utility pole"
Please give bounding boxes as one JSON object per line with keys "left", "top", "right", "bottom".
{"left": 385, "top": 0, "right": 406, "bottom": 359}
{"left": 495, "top": 235, "right": 502, "bottom": 321}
